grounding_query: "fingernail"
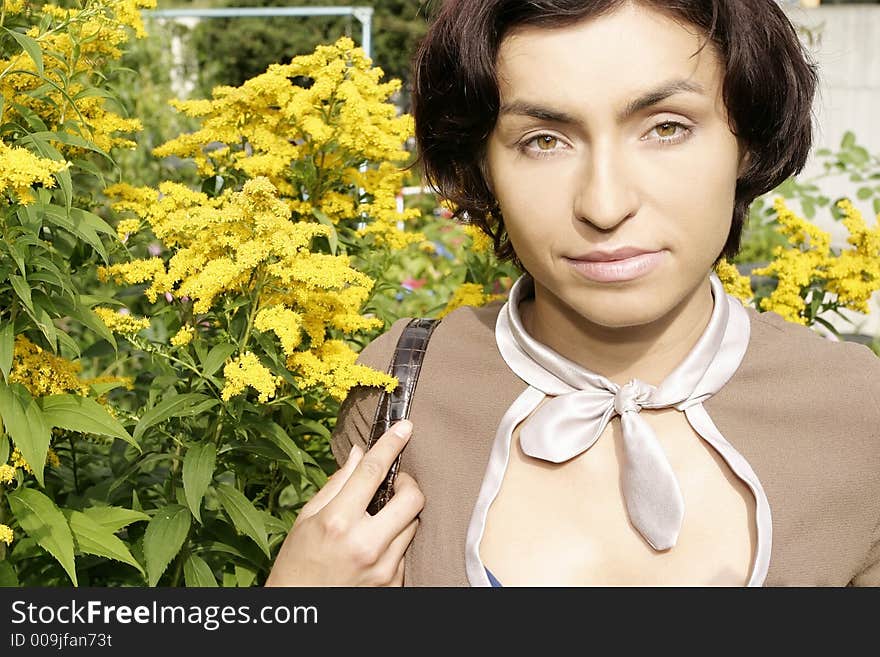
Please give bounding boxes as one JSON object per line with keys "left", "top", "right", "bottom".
{"left": 392, "top": 420, "right": 413, "bottom": 438}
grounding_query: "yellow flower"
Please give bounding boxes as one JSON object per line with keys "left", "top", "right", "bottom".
{"left": 0, "top": 141, "right": 65, "bottom": 205}
{"left": 9, "top": 335, "right": 91, "bottom": 397}
{"left": 462, "top": 224, "right": 495, "bottom": 255}
{"left": 221, "top": 352, "right": 282, "bottom": 403}
{"left": 170, "top": 326, "right": 194, "bottom": 347}
{"left": 287, "top": 339, "right": 397, "bottom": 402}
{"left": 46, "top": 448, "right": 60, "bottom": 468}
{"left": 116, "top": 218, "right": 141, "bottom": 241}
{"left": 750, "top": 197, "right": 880, "bottom": 325}
{"left": 10, "top": 448, "right": 32, "bottom": 475}
{"left": 93, "top": 307, "right": 151, "bottom": 334}
{"left": 0, "top": 524, "right": 13, "bottom": 547}
{"left": 437, "top": 283, "right": 506, "bottom": 319}
{"left": 0, "top": 464, "right": 15, "bottom": 485}
{"left": 2, "top": 0, "right": 27, "bottom": 14}
{"left": 714, "top": 258, "right": 754, "bottom": 304}
{"left": 255, "top": 306, "right": 303, "bottom": 357}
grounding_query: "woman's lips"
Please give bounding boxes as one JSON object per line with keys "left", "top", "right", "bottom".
{"left": 564, "top": 250, "right": 666, "bottom": 283}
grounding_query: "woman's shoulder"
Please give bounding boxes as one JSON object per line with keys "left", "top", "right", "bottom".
{"left": 745, "top": 306, "right": 879, "bottom": 374}
{"left": 739, "top": 306, "right": 880, "bottom": 416}
{"left": 354, "top": 299, "right": 507, "bottom": 371}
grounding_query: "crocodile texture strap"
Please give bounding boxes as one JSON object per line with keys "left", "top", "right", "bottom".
{"left": 366, "top": 317, "right": 441, "bottom": 515}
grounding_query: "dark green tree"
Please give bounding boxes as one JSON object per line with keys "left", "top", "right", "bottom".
{"left": 184, "top": 1, "right": 434, "bottom": 108}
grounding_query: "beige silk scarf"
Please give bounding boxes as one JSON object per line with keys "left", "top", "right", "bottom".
{"left": 464, "top": 271, "right": 773, "bottom": 586}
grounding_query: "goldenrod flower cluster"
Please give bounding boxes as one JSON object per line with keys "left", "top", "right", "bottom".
{"left": 0, "top": 141, "right": 66, "bottom": 205}
{"left": 462, "top": 224, "right": 495, "bottom": 255}
{"left": 101, "top": 177, "right": 397, "bottom": 402}
{"left": 9, "top": 335, "right": 91, "bottom": 397}
{"left": 221, "top": 352, "right": 283, "bottom": 403}
{"left": 0, "top": 464, "right": 15, "bottom": 485}
{"left": 714, "top": 258, "right": 754, "bottom": 304}
{"left": 0, "top": 1, "right": 153, "bottom": 155}
{"left": 0, "top": 524, "right": 13, "bottom": 546}
{"left": 3, "top": 0, "right": 27, "bottom": 15}
{"left": 286, "top": 339, "right": 398, "bottom": 402}
{"left": 10, "top": 448, "right": 32, "bottom": 474}
{"left": 823, "top": 198, "right": 880, "bottom": 314}
{"left": 750, "top": 198, "right": 880, "bottom": 324}
{"left": 170, "top": 326, "right": 194, "bottom": 347}
{"left": 94, "top": 307, "right": 151, "bottom": 335}
{"left": 437, "top": 283, "right": 506, "bottom": 319}
{"left": 151, "top": 36, "right": 424, "bottom": 250}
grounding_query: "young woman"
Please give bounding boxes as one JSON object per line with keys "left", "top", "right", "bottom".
{"left": 266, "top": 0, "right": 880, "bottom": 587}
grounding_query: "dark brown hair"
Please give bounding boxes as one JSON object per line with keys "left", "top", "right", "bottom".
{"left": 410, "top": 0, "right": 819, "bottom": 270}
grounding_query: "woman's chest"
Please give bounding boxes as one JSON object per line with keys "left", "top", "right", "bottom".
{"left": 478, "top": 406, "right": 757, "bottom": 586}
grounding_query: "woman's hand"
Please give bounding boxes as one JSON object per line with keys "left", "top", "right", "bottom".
{"left": 265, "top": 420, "right": 424, "bottom": 586}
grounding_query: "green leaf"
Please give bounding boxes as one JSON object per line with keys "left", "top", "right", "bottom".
{"left": 3, "top": 28, "right": 43, "bottom": 75}
{"left": 312, "top": 209, "right": 339, "bottom": 255}
{"left": 234, "top": 564, "right": 256, "bottom": 588}
{"left": 38, "top": 394, "right": 138, "bottom": 450}
{"left": 201, "top": 343, "right": 237, "bottom": 377}
{"left": 0, "top": 322, "right": 13, "bottom": 381}
{"left": 39, "top": 204, "right": 108, "bottom": 264}
{"left": 31, "top": 305, "right": 57, "bottom": 353}
{"left": 53, "top": 299, "right": 115, "bottom": 351}
{"left": 183, "top": 443, "right": 216, "bottom": 523}
{"left": 68, "top": 510, "right": 145, "bottom": 577}
{"left": 81, "top": 505, "right": 150, "bottom": 533}
{"left": 287, "top": 418, "right": 332, "bottom": 442}
{"left": 133, "top": 393, "right": 219, "bottom": 442}
{"left": 21, "top": 130, "right": 110, "bottom": 160}
{"left": 260, "top": 421, "right": 305, "bottom": 473}
{"left": 143, "top": 505, "right": 191, "bottom": 587}
{"left": 9, "top": 274, "right": 33, "bottom": 314}
{"left": 0, "top": 560, "right": 19, "bottom": 587}
{"left": 873, "top": 197, "right": 880, "bottom": 217}
{"left": 857, "top": 187, "right": 873, "bottom": 200}
{"left": 215, "top": 483, "right": 270, "bottom": 558}
{"left": 841, "top": 130, "right": 856, "bottom": 150}
{"left": 0, "top": 381, "right": 50, "bottom": 486}
{"left": 7, "top": 488, "right": 77, "bottom": 586}
{"left": 184, "top": 554, "right": 217, "bottom": 587}
{"left": 0, "top": 433, "right": 9, "bottom": 466}
{"left": 801, "top": 198, "right": 815, "bottom": 219}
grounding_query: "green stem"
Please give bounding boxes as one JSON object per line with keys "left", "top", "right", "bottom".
{"left": 238, "top": 271, "right": 266, "bottom": 354}
{"left": 68, "top": 434, "right": 79, "bottom": 496}
{"left": 171, "top": 541, "right": 189, "bottom": 587}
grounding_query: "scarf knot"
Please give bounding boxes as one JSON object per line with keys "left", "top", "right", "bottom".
{"left": 614, "top": 379, "right": 654, "bottom": 415}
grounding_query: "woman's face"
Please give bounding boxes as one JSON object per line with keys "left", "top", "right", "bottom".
{"left": 483, "top": 3, "right": 746, "bottom": 328}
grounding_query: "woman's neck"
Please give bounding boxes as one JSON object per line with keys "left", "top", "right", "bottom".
{"left": 519, "top": 276, "right": 715, "bottom": 387}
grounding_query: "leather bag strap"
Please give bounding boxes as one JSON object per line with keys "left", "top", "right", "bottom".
{"left": 366, "top": 317, "right": 441, "bottom": 515}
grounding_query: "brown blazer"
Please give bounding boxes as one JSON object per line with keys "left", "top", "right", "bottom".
{"left": 329, "top": 297, "right": 880, "bottom": 586}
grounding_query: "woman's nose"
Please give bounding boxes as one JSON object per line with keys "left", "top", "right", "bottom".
{"left": 572, "top": 143, "right": 640, "bottom": 231}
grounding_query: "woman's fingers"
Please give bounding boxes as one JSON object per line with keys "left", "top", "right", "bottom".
{"left": 370, "top": 516, "right": 419, "bottom": 586}
{"left": 326, "top": 419, "right": 413, "bottom": 520}
{"left": 368, "top": 471, "right": 425, "bottom": 543}
{"left": 296, "top": 444, "right": 363, "bottom": 523}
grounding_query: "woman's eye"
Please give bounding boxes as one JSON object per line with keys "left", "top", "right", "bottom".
{"left": 519, "top": 134, "right": 565, "bottom": 158}
{"left": 649, "top": 121, "right": 692, "bottom": 146}
{"left": 534, "top": 135, "right": 559, "bottom": 150}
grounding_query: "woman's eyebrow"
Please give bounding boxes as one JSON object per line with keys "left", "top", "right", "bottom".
{"left": 498, "top": 78, "right": 705, "bottom": 124}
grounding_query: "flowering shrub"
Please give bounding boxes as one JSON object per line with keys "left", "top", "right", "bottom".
{"left": 715, "top": 195, "right": 880, "bottom": 331}
{"left": 0, "top": 7, "right": 419, "bottom": 587}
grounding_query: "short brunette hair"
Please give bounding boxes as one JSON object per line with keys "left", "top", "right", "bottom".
{"left": 411, "top": 0, "right": 819, "bottom": 269}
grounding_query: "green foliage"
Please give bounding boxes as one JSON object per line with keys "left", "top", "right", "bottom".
{"left": 186, "top": 0, "right": 432, "bottom": 105}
